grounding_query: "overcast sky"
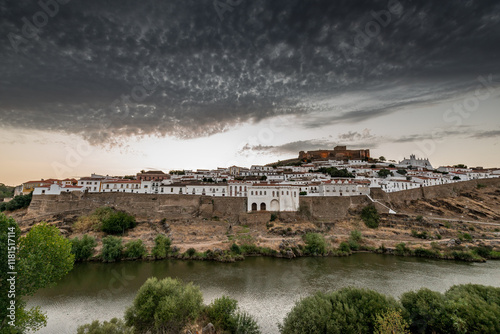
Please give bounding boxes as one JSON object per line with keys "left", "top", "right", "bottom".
{"left": 1, "top": 0, "right": 499, "bottom": 185}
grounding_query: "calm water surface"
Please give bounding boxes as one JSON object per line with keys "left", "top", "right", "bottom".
{"left": 28, "top": 254, "right": 500, "bottom": 334}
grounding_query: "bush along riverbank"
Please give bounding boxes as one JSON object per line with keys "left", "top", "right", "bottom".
{"left": 78, "top": 279, "right": 500, "bottom": 334}
{"left": 70, "top": 229, "right": 500, "bottom": 264}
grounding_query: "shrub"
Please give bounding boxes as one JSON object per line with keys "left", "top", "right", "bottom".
{"left": 443, "top": 284, "right": 500, "bottom": 333}
{"left": 124, "top": 277, "right": 203, "bottom": 334}
{"left": 400, "top": 288, "right": 449, "bottom": 333}
{"left": 77, "top": 318, "right": 133, "bottom": 334}
{"left": 151, "top": 234, "right": 171, "bottom": 259}
{"left": 186, "top": 247, "right": 197, "bottom": 257}
{"left": 411, "top": 230, "right": 429, "bottom": 239}
{"left": 303, "top": 233, "right": 327, "bottom": 255}
{"left": 451, "top": 250, "right": 482, "bottom": 262}
{"left": 416, "top": 215, "right": 424, "bottom": 222}
{"left": 339, "top": 242, "right": 351, "bottom": 253}
{"left": 240, "top": 243, "right": 260, "bottom": 255}
{"left": 348, "top": 239, "right": 360, "bottom": 251}
{"left": 279, "top": 287, "right": 399, "bottom": 334}
{"left": 73, "top": 214, "right": 101, "bottom": 232}
{"left": 395, "top": 243, "right": 412, "bottom": 256}
{"left": 124, "top": 239, "right": 147, "bottom": 259}
{"left": 205, "top": 296, "right": 261, "bottom": 334}
{"left": 348, "top": 230, "right": 362, "bottom": 250}
{"left": 361, "top": 205, "right": 379, "bottom": 228}
{"left": 377, "top": 244, "right": 388, "bottom": 253}
{"left": 101, "top": 236, "right": 123, "bottom": 262}
{"left": 349, "top": 230, "right": 362, "bottom": 243}
{"left": 459, "top": 232, "right": 473, "bottom": 241}
{"left": 402, "top": 285, "right": 500, "bottom": 333}
{"left": 230, "top": 243, "right": 241, "bottom": 255}
{"left": 414, "top": 248, "right": 439, "bottom": 258}
{"left": 206, "top": 296, "right": 238, "bottom": 331}
{"left": 71, "top": 234, "right": 97, "bottom": 261}
{"left": 233, "top": 312, "right": 261, "bottom": 334}
{"left": 473, "top": 246, "right": 492, "bottom": 258}
{"left": 270, "top": 213, "right": 278, "bottom": 221}
{"left": 374, "top": 309, "right": 410, "bottom": 334}
{"left": 0, "top": 192, "right": 32, "bottom": 212}
{"left": 100, "top": 209, "right": 136, "bottom": 235}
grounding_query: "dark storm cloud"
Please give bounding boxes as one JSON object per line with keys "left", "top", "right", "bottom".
{"left": 1, "top": 0, "right": 500, "bottom": 144}
{"left": 469, "top": 130, "right": 500, "bottom": 139}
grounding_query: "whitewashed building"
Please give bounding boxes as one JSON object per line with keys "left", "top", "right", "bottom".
{"left": 186, "top": 183, "right": 227, "bottom": 196}
{"left": 398, "top": 154, "right": 433, "bottom": 170}
{"left": 33, "top": 183, "right": 83, "bottom": 195}
{"left": 101, "top": 179, "right": 142, "bottom": 193}
{"left": 247, "top": 184, "right": 299, "bottom": 212}
{"left": 77, "top": 177, "right": 104, "bottom": 192}
{"left": 318, "top": 179, "right": 370, "bottom": 196}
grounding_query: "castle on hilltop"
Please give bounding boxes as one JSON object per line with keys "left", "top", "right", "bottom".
{"left": 298, "top": 146, "right": 370, "bottom": 161}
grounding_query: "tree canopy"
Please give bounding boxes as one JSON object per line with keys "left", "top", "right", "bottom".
{"left": 0, "top": 215, "right": 74, "bottom": 332}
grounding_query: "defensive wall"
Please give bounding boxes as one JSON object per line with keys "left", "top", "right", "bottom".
{"left": 370, "top": 178, "right": 500, "bottom": 210}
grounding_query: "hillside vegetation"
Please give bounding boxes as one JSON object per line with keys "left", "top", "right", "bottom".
{"left": 0, "top": 183, "right": 14, "bottom": 199}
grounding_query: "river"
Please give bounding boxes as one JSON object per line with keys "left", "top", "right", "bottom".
{"left": 28, "top": 254, "right": 500, "bottom": 334}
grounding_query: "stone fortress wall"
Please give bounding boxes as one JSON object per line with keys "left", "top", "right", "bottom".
{"left": 25, "top": 178, "right": 500, "bottom": 223}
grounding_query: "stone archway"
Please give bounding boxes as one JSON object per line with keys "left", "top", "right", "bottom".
{"left": 251, "top": 203, "right": 258, "bottom": 211}
{"left": 260, "top": 202, "right": 267, "bottom": 211}
{"left": 270, "top": 199, "right": 280, "bottom": 211}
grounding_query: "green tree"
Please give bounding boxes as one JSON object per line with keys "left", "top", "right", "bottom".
{"left": 377, "top": 169, "right": 393, "bottom": 178}
{"left": 0, "top": 184, "right": 14, "bottom": 199}
{"left": 443, "top": 284, "right": 500, "bottom": 333}
{"left": 348, "top": 230, "right": 362, "bottom": 250}
{"left": 71, "top": 234, "right": 97, "bottom": 261}
{"left": 0, "top": 216, "right": 74, "bottom": 333}
{"left": 279, "top": 287, "right": 399, "bottom": 334}
{"left": 361, "top": 205, "right": 380, "bottom": 228}
{"left": 379, "top": 156, "right": 386, "bottom": 162}
{"left": 0, "top": 193, "right": 32, "bottom": 212}
{"left": 400, "top": 288, "right": 450, "bottom": 333}
{"left": 205, "top": 296, "right": 261, "bottom": 334}
{"left": 303, "top": 233, "right": 327, "bottom": 255}
{"left": 230, "top": 243, "right": 241, "bottom": 255}
{"left": 123, "top": 239, "right": 147, "bottom": 259}
{"left": 206, "top": 296, "right": 238, "bottom": 331}
{"left": 101, "top": 236, "right": 123, "bottom": 262}
{"left": 124, "top": 277, "right": 203, "bottom": 334}
{"left": 316, "top": 167, "right": 355, "bottom": 178}
{"left": 77, "top": 318, "right": 133, "bottom": 334}
{"left": 151, "top": 234, "right": 171, "bottom": 259}
{"left": 100, "top": 209, "right": 136, "bottom": 235}
{"left": 374, "top": 309, "right": 410, "bottom": 334}
{"left": 396, "top": 169, "right": 407, "bottom": 175}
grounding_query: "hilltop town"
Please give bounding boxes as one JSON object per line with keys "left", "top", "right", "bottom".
{"left": 2, "top": 146, "right": 500, "bottom": 262}
{"left": 9, "top": 146, "right": 500, "bottom": 214}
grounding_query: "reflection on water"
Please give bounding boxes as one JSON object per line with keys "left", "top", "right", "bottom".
{"left": 28, "top": 254, "right": 500, "bottom": 334}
